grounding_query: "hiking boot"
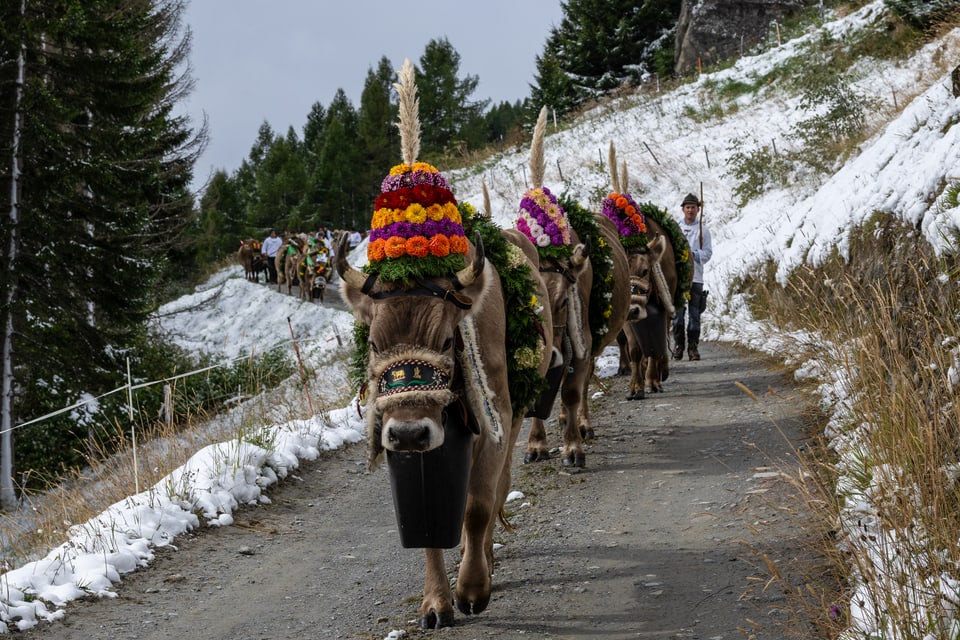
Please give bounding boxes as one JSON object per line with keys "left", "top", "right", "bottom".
{"left": 687, "top": 330, "right": 700, "bottom": 361}
{"left": 672, "top": 345, "right": 684, "bottom": 360}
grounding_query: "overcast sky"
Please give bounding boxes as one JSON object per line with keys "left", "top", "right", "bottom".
{"left": 181, "top": 1, "right": 566, "bottom": 193}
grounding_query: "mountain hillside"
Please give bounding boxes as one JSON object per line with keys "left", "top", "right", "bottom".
{"left": 447, "top": 0, "right": 960, "bottom": 325}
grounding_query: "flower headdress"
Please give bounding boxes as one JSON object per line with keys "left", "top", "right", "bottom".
{"left": 515, "top": 106, "right": 572, "bottom": 261}
{"left": 602, "top": 141, "right": 648, "bottom": 252}
{"left": 364, "top": 59, "right": 468, "bottom": 282}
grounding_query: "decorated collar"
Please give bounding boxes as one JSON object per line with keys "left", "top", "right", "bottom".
{"left": 377, "top": 359, "right": 451, "bottom": 398}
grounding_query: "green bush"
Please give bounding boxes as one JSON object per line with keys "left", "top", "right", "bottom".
{"left": 723, "top": 138, "right": 792, "bottom": 206}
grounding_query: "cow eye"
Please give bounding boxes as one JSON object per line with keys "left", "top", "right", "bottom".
{"left": 369, "top": 341, "right": 380, "bottom": 355}
{"left": 441, "top": 338, "right": 453, "bottom": 353}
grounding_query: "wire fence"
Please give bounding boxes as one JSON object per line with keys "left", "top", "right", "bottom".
{"left": 4, "top": 329, "right": 344, "bottom": 437}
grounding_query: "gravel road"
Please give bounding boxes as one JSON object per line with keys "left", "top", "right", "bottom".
{"left": 20, "top": 339, "right": 821, "bottom": 640}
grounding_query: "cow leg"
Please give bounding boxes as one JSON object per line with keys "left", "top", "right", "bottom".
{"left": 576, "top": 358, "right": 596, "bottom": 441}
{"left": 616, "top": 330, "right": 630, "bottom": 376}
{"left": 454, "top": 463, "right": 497, "bottom": 616}
{"left": 419, "top": 548, "right": 455, "bottom": 629}
{"left": 524, "top": 417, "right": 550, "bottom": 462}
{"left": 559, "top": 356, "right": 588, "bottom": 467}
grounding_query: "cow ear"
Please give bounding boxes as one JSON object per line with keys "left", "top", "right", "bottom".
{"left": 650, "top": 234, "right": 667, "bottom": 260}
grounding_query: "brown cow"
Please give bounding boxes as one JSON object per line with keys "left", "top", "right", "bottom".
{"left": 524, "top": 213, "right": 630, "bottom": 466}
{"left": 296, "top": 245, "right": 330, "bottom": 303}
{"left": 237, "top": 239, "right": 265, "bottom": 282}
{"left": 276, "top": 234, "right": 307, "bottom": 295}
{"left": 619, "top": 224, "right": 678, "bottom": 400}
{"left": 517, "top": 108, "right": 630, "bottom": 467}
{"left": 336, "top": 59, "right": 554, "bottom": 629}
{"left": 337, "top": 229, "right": 552, "bottom": 628}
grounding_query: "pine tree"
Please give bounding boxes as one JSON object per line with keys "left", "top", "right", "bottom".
{"left": 0, "top": 0, "right": 202, "bottom": 500}
{"left": 317, "top": 89, "right": 362, "bottom": 230}
{"left": 532, "top": 0, "right": 681, "bottom": 117}
{"left": 415, "top": 38, "right": 489, "bottom": 157}
{"left": 300, "top": 101, "right": 327, "bottom": 223}
{"left": 358, "top": 57, "right": 398, "bottom": 209}
{"left": 254, "top": 126, "right": 306, "bottom": 231}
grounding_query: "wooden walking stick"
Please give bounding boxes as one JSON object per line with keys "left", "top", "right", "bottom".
{"left": 699, "top": 181, "right": 704, "bottom": 250}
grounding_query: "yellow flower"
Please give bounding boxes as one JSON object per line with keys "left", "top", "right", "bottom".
{"left": 406, "top": 203, "right": 427, "bottom": 224}
{"left": 426, "top": 204, "right": 446, "bottom": 221}
{"left": 444, "top": 202, "right": 462, "bottom": 224}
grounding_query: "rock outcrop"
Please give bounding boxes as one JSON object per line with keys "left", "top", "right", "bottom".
{"left": 675, "top": 0, "right": 811, "bottom": 75}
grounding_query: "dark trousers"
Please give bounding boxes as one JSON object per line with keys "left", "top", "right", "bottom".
{"left": 265, "top": 256, "right": 278, "bottom": 283}
{"left": 672, "top": 282, "right": 705, "bottom": 343}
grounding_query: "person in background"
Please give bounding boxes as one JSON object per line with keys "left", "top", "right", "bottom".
{"left": 672, "top": 193, "right": 712, "bottom": 361}
{"left": 261, "top": 228, "right": 282, "bottom": 284}
{"left": 348, "top": 228, "right": 363, "bottom": 250}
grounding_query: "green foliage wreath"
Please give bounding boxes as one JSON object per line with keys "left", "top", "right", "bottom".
{"left": 558, "top": 194, "right": 615, "bottom": 355}
{"left": 462, "top": 203, "right": 547, "bottom": 415}
{"left": 637, "top": 202, "right": 693, "bottom": 309}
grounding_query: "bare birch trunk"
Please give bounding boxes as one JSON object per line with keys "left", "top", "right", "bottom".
{"left": 1, "top": 0, "right": 27, "bottom": 510}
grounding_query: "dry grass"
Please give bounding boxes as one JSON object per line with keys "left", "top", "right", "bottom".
{"left": 0, "top": 345, "right": 355, "bottom": 571}
{"left": 738, "top": 216, "right": 960, "bottom": 637}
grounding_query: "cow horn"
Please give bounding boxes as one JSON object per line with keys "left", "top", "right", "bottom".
{"left": 571, "top": 235, "right": 591, "bottom": 268}
{"left": 453, "top": 232, "right": 485, "bottom": 288}
{"left": 336, "top": 233, "right": 369, "bottom": 291}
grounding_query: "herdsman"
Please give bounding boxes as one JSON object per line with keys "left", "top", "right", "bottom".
{"left": 672, "top": 193, "right": 712, "bottom": 361}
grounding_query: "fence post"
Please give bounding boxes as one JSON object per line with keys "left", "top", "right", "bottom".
{"left": 127, "top": 357, "right": 139, "bottom": 494}
{"left": 163, "top": 384, "right": 173, "bottom": 431}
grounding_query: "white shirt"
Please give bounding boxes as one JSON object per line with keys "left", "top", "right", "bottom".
{"left": 677, "top": 217, "right": 712, "bottom": 284}
{"left": 262, "top": 235, "right": 283, "bottom": 258}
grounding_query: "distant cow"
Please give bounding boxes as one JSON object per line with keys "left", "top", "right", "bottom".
{"left": 619, "top": 224, "right": 679, "bottom": 399}
{"left": 297, "top": 244, "right": 330, "bottom": 303}
{"left": 237, "top": 239, "right": 266, "bottom": 282}
{"left": 277, "top": 234, "right": 307, "bottom": 295}
{"left": 524, "top": 211, "right": 630, "bottom": 467}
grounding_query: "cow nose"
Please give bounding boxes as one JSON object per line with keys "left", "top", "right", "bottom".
{"left": 387, "top": 423, "right": 432, "bottom": 451}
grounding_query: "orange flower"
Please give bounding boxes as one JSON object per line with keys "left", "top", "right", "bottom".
{"left": 385, "top": 236, "right": 407, "bottom": 259}
{"left": 428, "top": 234, "right": 450, "bottom": 257}
{"left": 368, "top": 239, "right": 386, "bottom": 262}
{"left": 449, "top": 234, "right": 469, "bottom": 255}
{"left": 615, "top": 196, "right": 628, "bottom": 209}
{"left": 406, "top": 235, "right": 429, "bottom": 258}
{"left": 625, "top": 205, "right": 637, "bottom": 216}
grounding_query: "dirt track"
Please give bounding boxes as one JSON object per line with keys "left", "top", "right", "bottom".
{"left": 20, "top": 340, "right": 822, "bottom": 640}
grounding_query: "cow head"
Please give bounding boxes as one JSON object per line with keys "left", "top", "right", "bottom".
{"left": 626, "top": 234, "right": 668, "bottom": 322}
{"left": 337, "top": 233, "right": 487, "bottom": 460}
{"left": 539, "top": 238, "right": 591, "bottom": 356}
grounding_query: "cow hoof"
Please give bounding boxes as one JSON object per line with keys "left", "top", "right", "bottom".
{"left": 456, "top": 592, "right": 491, "bottom": 616}
{"left": 561, "top": 452, "right": 586, "bottom": 468}
{"left": 580, "top": 427, "right": 595, "bottom": 441}
{"left": 524, "top": 449, "right": 549, "bottom": 463}
{"left": 420, "top": 609, "right": 455, "bottom": 629}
